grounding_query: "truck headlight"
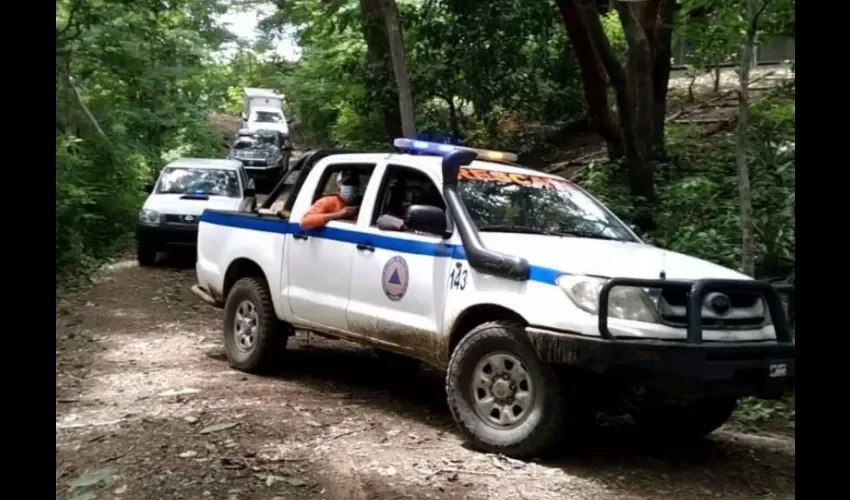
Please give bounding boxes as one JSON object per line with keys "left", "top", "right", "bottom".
{"left": 556, "top": 275, "right": 659, "bottom": 323}
{"left": 139, "top": 209, "right": 161, "bottom": 225}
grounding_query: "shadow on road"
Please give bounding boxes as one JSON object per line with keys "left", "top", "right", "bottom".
{"left": 262, "top": 342, "right": 795, "bottom": 498}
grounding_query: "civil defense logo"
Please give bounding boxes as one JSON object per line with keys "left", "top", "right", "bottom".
{"left": 381, "top": 256, "right": 409, "bottom": 301}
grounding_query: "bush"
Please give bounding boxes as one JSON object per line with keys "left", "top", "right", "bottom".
{"left": 56, "top": 135, "right": 148, "bottom": 288}
{"left": 576, "top": 91, "right": 795, "bottom": 279}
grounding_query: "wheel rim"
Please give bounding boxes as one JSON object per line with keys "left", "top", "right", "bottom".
{"left": 471, "top": 352, "right": 536, "bottom": 429}
{"left": 233, "top": 300, "right": 259, "bottom": 353}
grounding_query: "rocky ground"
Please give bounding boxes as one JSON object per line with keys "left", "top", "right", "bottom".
{"left": 56, "top": 255, "right": 795, "bottom": 500}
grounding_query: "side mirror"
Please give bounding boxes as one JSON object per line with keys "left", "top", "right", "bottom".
{"left": 630, "top": 224, "right": 644, "bottom": 238}
{"left": 404, "top": 204, "right": 447, "bottom": 236}
{"left": 144, "top": 183, "right": 155, "bottom": 193}
{"left": 243, "top": 187, "right": 256, "bottom": 198}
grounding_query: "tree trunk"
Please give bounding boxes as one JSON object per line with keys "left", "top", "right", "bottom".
{"left": 446, "top": 96, "right": 460, "bottom": 139}
{"left": 556, "top": 0, "right": 674, "bottom": 229}
{"left": 359, "top": 0, "right": 402, "bottom": 139}
{"left": 650, "top": 0, "right": 676, "bottom": 159}
{"left": 713, "top": 64, "right": 721, "bottom": 92}
{"left": 380, "top": 0, "right": 416, "bottom": 138}
{"left": 553, "top": 0, "right": 622, "bottom": 157}
{"left": 588, "top": 0, "right": 657, "bottom": 227}
{"left": 736, "top": 0, "right": 758, "bottom": 277}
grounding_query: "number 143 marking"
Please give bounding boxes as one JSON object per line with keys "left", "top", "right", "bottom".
{"left": 449, "top": 263, "right": 468, "bottom": 290}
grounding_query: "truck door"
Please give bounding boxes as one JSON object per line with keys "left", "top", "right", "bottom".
{"left": 345, "top": 164, "right": 454, "bottom": 359}
{"left": 285, "top": 162, "right": 378, "bottom": 331}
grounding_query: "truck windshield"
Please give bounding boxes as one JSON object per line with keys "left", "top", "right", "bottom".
{"left": 156, "top": 167, "right": 241, "bottom": 198}
{"left": 253, "top": 111, "right": 282, "bottom": 123}
{"left": 457, "top": 167, "right": 637, "bottom": 242}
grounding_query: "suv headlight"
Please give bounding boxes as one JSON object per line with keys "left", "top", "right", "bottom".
{"left": 139, "top": 209, "right": 161, "bottom": 225}
{"left": 556, "top": 275, "right": 659, "bottom": 323}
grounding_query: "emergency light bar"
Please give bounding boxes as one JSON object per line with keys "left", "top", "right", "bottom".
{"left": 393, "top": 138, "right": 518, "bottom": 163}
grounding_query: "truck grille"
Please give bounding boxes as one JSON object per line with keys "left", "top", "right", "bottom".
{"left": 164, "top": 214, "right": 200, "bottom": 225}
{"left": 655, "top": 289, "right": 767, "bottom": 329}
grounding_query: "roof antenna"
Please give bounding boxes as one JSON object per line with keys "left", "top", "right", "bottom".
{"left": 659, "top": 250, "right": 667, "bottom": 280}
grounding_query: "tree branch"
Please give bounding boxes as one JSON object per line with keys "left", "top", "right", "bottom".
{"left": 68, "top": 75, "right": 110, "bottom": 143}
{"left": 750, "top": 0, "right": 773, "bottom": 34}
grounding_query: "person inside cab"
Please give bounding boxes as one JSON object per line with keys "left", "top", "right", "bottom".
{"left": 299, "top": 172, "right": 361, "bottom": 229}
{"left": 376, "top": 181, "right": 442, "bottom": 233}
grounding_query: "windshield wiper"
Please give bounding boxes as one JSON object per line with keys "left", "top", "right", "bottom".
{"left": 550, "top": 229, "right": 623, "bottom": 241}
{"left": 477, "top": 225, "right": 554, "bottom": 236}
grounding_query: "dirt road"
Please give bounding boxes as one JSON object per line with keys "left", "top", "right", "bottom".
{"left": 56, "top": 257, "right": 795, "bottom": 500}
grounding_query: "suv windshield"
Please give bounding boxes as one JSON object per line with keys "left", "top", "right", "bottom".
{"left": 253, "top": 111, "right": 282, "bottom": 123}
{"left": 457, "top": 167, "right": 637, "bottom": 242}
{"left": 232, "top": 137, "right": 256, "bottom": 149}
{"left": 156, "top": 167, "right": 241, "bottom": 198}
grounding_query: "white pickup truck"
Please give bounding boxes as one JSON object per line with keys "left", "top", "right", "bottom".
{"left": 192, "top": 139, "right": 795, "bottom": 458}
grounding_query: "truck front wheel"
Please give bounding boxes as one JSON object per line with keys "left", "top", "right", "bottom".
{"left": 136, "top": 241, "right": 157, "bottom": 267}
{"left": 223, "top": 277, "right": 289, "bottom": 373}
{"left": 631, "top": 397, "right": 738, "bottom": 442}
{"left": 446, "top": 321, "right": 576, "bottom": 458}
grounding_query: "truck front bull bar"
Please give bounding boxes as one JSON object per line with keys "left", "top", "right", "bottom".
{"left": 597, "top": 278, "right": 794, "bottom": 343}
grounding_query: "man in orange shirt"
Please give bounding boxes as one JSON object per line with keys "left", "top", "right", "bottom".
{"left": 299, "top": 173, "right": 361, "bottom": 229}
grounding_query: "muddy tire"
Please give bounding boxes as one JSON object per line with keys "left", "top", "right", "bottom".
{"left": 223, "top": 277, "right": 289, "bottom": 373}
{"left": 446, "top": 321, "right": 568, "bottom": 458}
{"left": 136, "top": 241, "right": 156, "bottom": 267}
{"left": 632, "top": 397, "right": 738, "bottom": 442}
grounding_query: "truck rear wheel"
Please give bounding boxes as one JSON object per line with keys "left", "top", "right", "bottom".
{"left": 223, "top": 277, "right": 289, "bottom": 373}
{"left": 446, "top": 321, "right": 573, "bottom": 458}
{"left": 632, "top": 397, "right": 738, "bottom": 442}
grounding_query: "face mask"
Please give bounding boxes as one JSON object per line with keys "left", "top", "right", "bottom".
{"left": 339, "top": 185, "right": 358, "bottom": 204}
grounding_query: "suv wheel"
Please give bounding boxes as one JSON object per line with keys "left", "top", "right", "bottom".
{"left": 137, "top": 241, "right": 157, "bottom": 267}
{"left": 223, "top": 277, "right": 289, "bottom": 373}
{"left": 446, "top": 321, "right": 577, "bottom": 458}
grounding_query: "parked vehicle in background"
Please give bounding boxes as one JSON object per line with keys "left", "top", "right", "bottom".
{"left": 242, "top": 88, "right": 289, "bottom": 138}
{"left": 137, "top": 158, "right": 256, "bottom": 266}
{"left": 245, "top": 106, "right": 290, "bottom": 137}
{"left": 227, "top": 129, "right": 289, "bottom": 186}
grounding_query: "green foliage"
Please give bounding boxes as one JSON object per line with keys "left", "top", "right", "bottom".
{"left": 577, "top": 90, "right": 795, "bottom": 279}
{"left": 599, "top": 11, "right": 627, "bottom": 62}
{"left": 677, "top": 0, "right": 796, "bottom": 72}
{"left": 56, "top": 0, "right": 233, "bottom": 288}
{"left": 734, "top": 395, "right": 795, "bottom": 429}
{"left": 260, "top": 0, "right": 584, "bottom": 149}
{"left": 56, "top": 135, "right": 148, "bottom": 285}
{"left": 676, "top": 3, "right": 742, "bottom": 73}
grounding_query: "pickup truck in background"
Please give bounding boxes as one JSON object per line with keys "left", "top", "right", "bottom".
{"left": 192, "top": 140, "right": 795, "bottom": 458}
{"left": 227, "top": 129, "right": 290, "bottom": 186}
{"left": 241, "top": 87, "right": 290, "bottom": 138}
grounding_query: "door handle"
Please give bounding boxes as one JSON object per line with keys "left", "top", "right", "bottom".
{"left": 293, "top": 233, "right": 309, "bottom": 241}
{"left": 356, "top": 243, "right": 375, "bottom": 252}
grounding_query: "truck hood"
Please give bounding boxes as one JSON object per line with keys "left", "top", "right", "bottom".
{"left": 230, "top": 146, "right": 278, "bottom": 160}
{"left": 143, "top": 194, "right": 242, "bottom": 215}
{"left": 477, "top": 233, "right": 750, "bottom": 281}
